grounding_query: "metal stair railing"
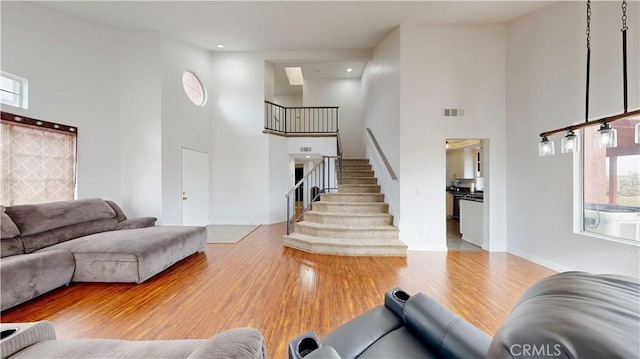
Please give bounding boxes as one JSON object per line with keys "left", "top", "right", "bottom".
{"left": 265, "top": 101, "right": 339, "bottom": 135}
{"left": 285, "top": 155, "right": 342, "bottom": 235}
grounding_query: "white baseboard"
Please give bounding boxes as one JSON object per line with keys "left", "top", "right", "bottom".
{"left": 507, "top": 247, "right": 574, "bottom": 273}
{"left": 408, "top": 245, "right": 449, "bottom": 252}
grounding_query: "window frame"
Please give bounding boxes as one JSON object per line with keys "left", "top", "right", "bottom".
{"left": 575, "top": 114, "right": 640, "bottom": 246}
{"left": 1, "top": 72, "right": 29, "bottom": 109}
{"left": 182, "top": 70, "right": 207, "bottom": 107}
{"left": 1, "top": 112, "right": 78, "bottom": 206}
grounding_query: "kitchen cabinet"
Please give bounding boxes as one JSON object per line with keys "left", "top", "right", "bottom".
{"left": 473, "top": 149, "right": 483, "bottom": 178}
{"left": 460, "top": 199, "right": 483, "bottom": 247}
{"left": 447, "top": 147, "right": 481, "bottom": 180}
{"left": 446, "top": 150, "right": 465, "bottom": 180}
{"left": 446, "top": 193, "right": 453, "bottom": 217}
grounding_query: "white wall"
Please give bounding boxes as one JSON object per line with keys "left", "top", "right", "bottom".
{"left": 361, "top": 27, "right": 401, "bottom": 223}
{"left": 264, "top": 62, "right": 275, "bottom": 103}
{"left": 0, "top": 3, "right": 217, "bottom": 224}
{"left": 506, "top": 1, "right": 639, "bottom": 277}
{"left": 399, "top": 24, "right": 507, "bottom": 251}
{"left": 303, "top": 78, "right": 364, "bottom": 158}
{"left": 274, "top": 95, "right": 302, "bottom": 107}
{"left": 210, "top": 52, "right": 271, "bottom": 224}
{"left": 268, "top": 135, "right": 289, "bottom": 223}
{"left": 1, "top": 2, "right": 123, "bottom": 204}
{"left": 160, "top": 37, "right": 212, "bottom": 225}
{"left": 120, "top": 33, "right": 163, "bottom": 219}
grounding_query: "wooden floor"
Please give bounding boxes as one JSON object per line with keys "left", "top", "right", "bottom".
{"left": 1, "top": 223, "right": 555, "bottom": 358}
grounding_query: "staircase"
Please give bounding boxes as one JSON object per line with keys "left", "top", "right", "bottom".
{"left": 283, "top": 159, "right": 407, "bottom": 256}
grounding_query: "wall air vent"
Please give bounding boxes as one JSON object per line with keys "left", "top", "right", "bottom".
{"left": 443, "top": 108, "right": 465, "bottom": 118}
{"left": 300, "top": 147, "right": 312, "bottom": 152}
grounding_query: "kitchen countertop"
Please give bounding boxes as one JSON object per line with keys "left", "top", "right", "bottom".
{"left": 460, "top": 196, "right": 483, "bottom": 203}
{"left": 448, "top": 189, "right": 484, "bottom": 202}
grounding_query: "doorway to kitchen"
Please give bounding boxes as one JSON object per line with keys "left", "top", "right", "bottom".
{"left": 445, "top": 139, "right": 486, "bottom": 251}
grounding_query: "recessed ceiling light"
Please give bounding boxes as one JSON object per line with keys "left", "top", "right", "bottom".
{"left": 217, "top": 44, "right": 225, "bottom": 49}
{"left": 347, "top": 68, "right": 353, "bottom": 73}
{"left": 305, "top": 155, "right": 311, "bottom": 158}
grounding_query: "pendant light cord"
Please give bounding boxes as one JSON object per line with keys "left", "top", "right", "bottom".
{"left": 585, "top": 0, "right": 591, "bottom": 122}
{"left": 622, "top": 0, "right": 628, "bottom": 113}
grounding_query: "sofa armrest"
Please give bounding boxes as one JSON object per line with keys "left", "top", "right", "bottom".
{"left": 187, "top": 328, "right": 265, "bottom": 359}
{"left": 403, "top": 293, "right": 491, "bottom": 359}
{"left": 116, "top": 217, "right": 157, "bottom": 230}
{"left": 1, "top": 321, "right": 56, "bottom": 359}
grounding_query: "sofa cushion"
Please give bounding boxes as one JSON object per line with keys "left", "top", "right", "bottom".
{"left": 0, "top": 237, "right": 24, "bottom": 258}
{"left": 0, "top": 250, "right": 75, "bottom": 311}
{"left": 321, "top": 306, "right": 404, "bottom": 358}
{"left": 488, "top": 271, "right": 640, "bottom": 359}
{"left": 1, "top": 205, "right": 20, "bottom": 239}
{"left": 5, "top": 198, "right": 116, "bottom": 236}
{"left": 21, "top": 218, "right": 118, "bottom": 253}
{"left": 41, "top": 226, "right": 207, "bottom": 283}
{"left": 9, "top": 338, "right": 201, "bottom": 359}
{"left": 104, "top": 200, "right": 127, "bottom": 222}
{"left": 115, "top": 217, "right": 157, "bottom": 230}
{"left": 187, "top": 328, "right": 266, "bottom": 359}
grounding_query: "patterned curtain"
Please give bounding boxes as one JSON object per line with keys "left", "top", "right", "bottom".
{"left": 1, "top": 120, "right": 77, "bottom": 206}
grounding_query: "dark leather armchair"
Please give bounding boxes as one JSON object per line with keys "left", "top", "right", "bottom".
{"left": 289, "top": 272, "right": 640, "bottom": 359}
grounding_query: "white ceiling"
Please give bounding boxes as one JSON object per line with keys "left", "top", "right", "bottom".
{"left": 33, "top": 1, "right": 554, "bottom": 97}
{"left": 273, "top": 61, "right": 367, "bottom": 96}
{"left": 35, "top": 1, "right": 553, "bottom": 52}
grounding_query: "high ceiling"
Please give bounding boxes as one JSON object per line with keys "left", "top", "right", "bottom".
{"left": 33, "top": 1, "right": 554, "bottom": 96}
{"left": 35, "top": 1, "right": 553, "bottom": 52}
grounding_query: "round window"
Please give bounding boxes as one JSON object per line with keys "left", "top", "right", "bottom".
{"left": 182, "top": 71, "right": 206, "bottom": 106}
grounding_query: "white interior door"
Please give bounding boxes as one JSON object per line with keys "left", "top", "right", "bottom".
{"left": 181, "top": 148, "right": 210, "bottom": 226}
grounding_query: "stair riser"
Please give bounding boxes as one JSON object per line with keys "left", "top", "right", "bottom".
{"left": 341, "top": 159, "right": 370, "bottom": 165}
{"left": 341, "top": 177, "right": 378, "bottom": 185}
{"left": 340, "top": 165, "right": 372, "bottom": 171}
{"left": 319, "top": 194, "right": 385, "bottom": 202}
{"left": 304, "top": 213, "right": 392, "bottom": 225}
{"left": 338, "top": 186, "right": 381, "bottom": 193}
{"left": 341, "top": 170, "right": 374, "bottom": 177}
{"left": 312, "top": 203, "right": 389, "bottom": 213}
{"left": 295, "top": 226, "right": 399, "bottom": 239}
{"left": 283, "top": 238, "right": 407, "bottom": 257}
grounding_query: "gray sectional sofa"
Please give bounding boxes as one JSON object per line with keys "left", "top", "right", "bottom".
{"left": 1, "top": 198, "right": 207, "bottom": 311}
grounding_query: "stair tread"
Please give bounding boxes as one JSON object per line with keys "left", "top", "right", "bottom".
{"left": 296, "top": 221, "right": 398, "bottom": 231}
{"left": 322, "top": 192, "right": 383, "bottom": 196}
{"left": 339, "top": 184, "right": 380, "bottom": 187}
{"left": 315, "top": 202, "right": 387, "bottom": 205}
{"left": 307, "top": 211, "right": 391, "bottom": 217}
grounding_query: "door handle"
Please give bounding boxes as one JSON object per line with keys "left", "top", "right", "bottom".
{"left": 182, "top": 191, "right": 188, "bottom": 200}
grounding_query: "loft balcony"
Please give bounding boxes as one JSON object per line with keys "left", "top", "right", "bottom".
{"left": 264, "top": 101, "right": 338, "bottom": 137}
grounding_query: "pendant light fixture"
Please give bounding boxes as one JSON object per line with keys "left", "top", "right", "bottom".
{"left": 561, "top": 130, "right": 580, "bottom": 153}
{"left": 595, "top": 123, "right": 617, "bottom": 148}
{"left": 538, "top": 0, "right": 639, "bottom": 156}
{"left": 539, "top": 136, "right": 555, "bottom": 156}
